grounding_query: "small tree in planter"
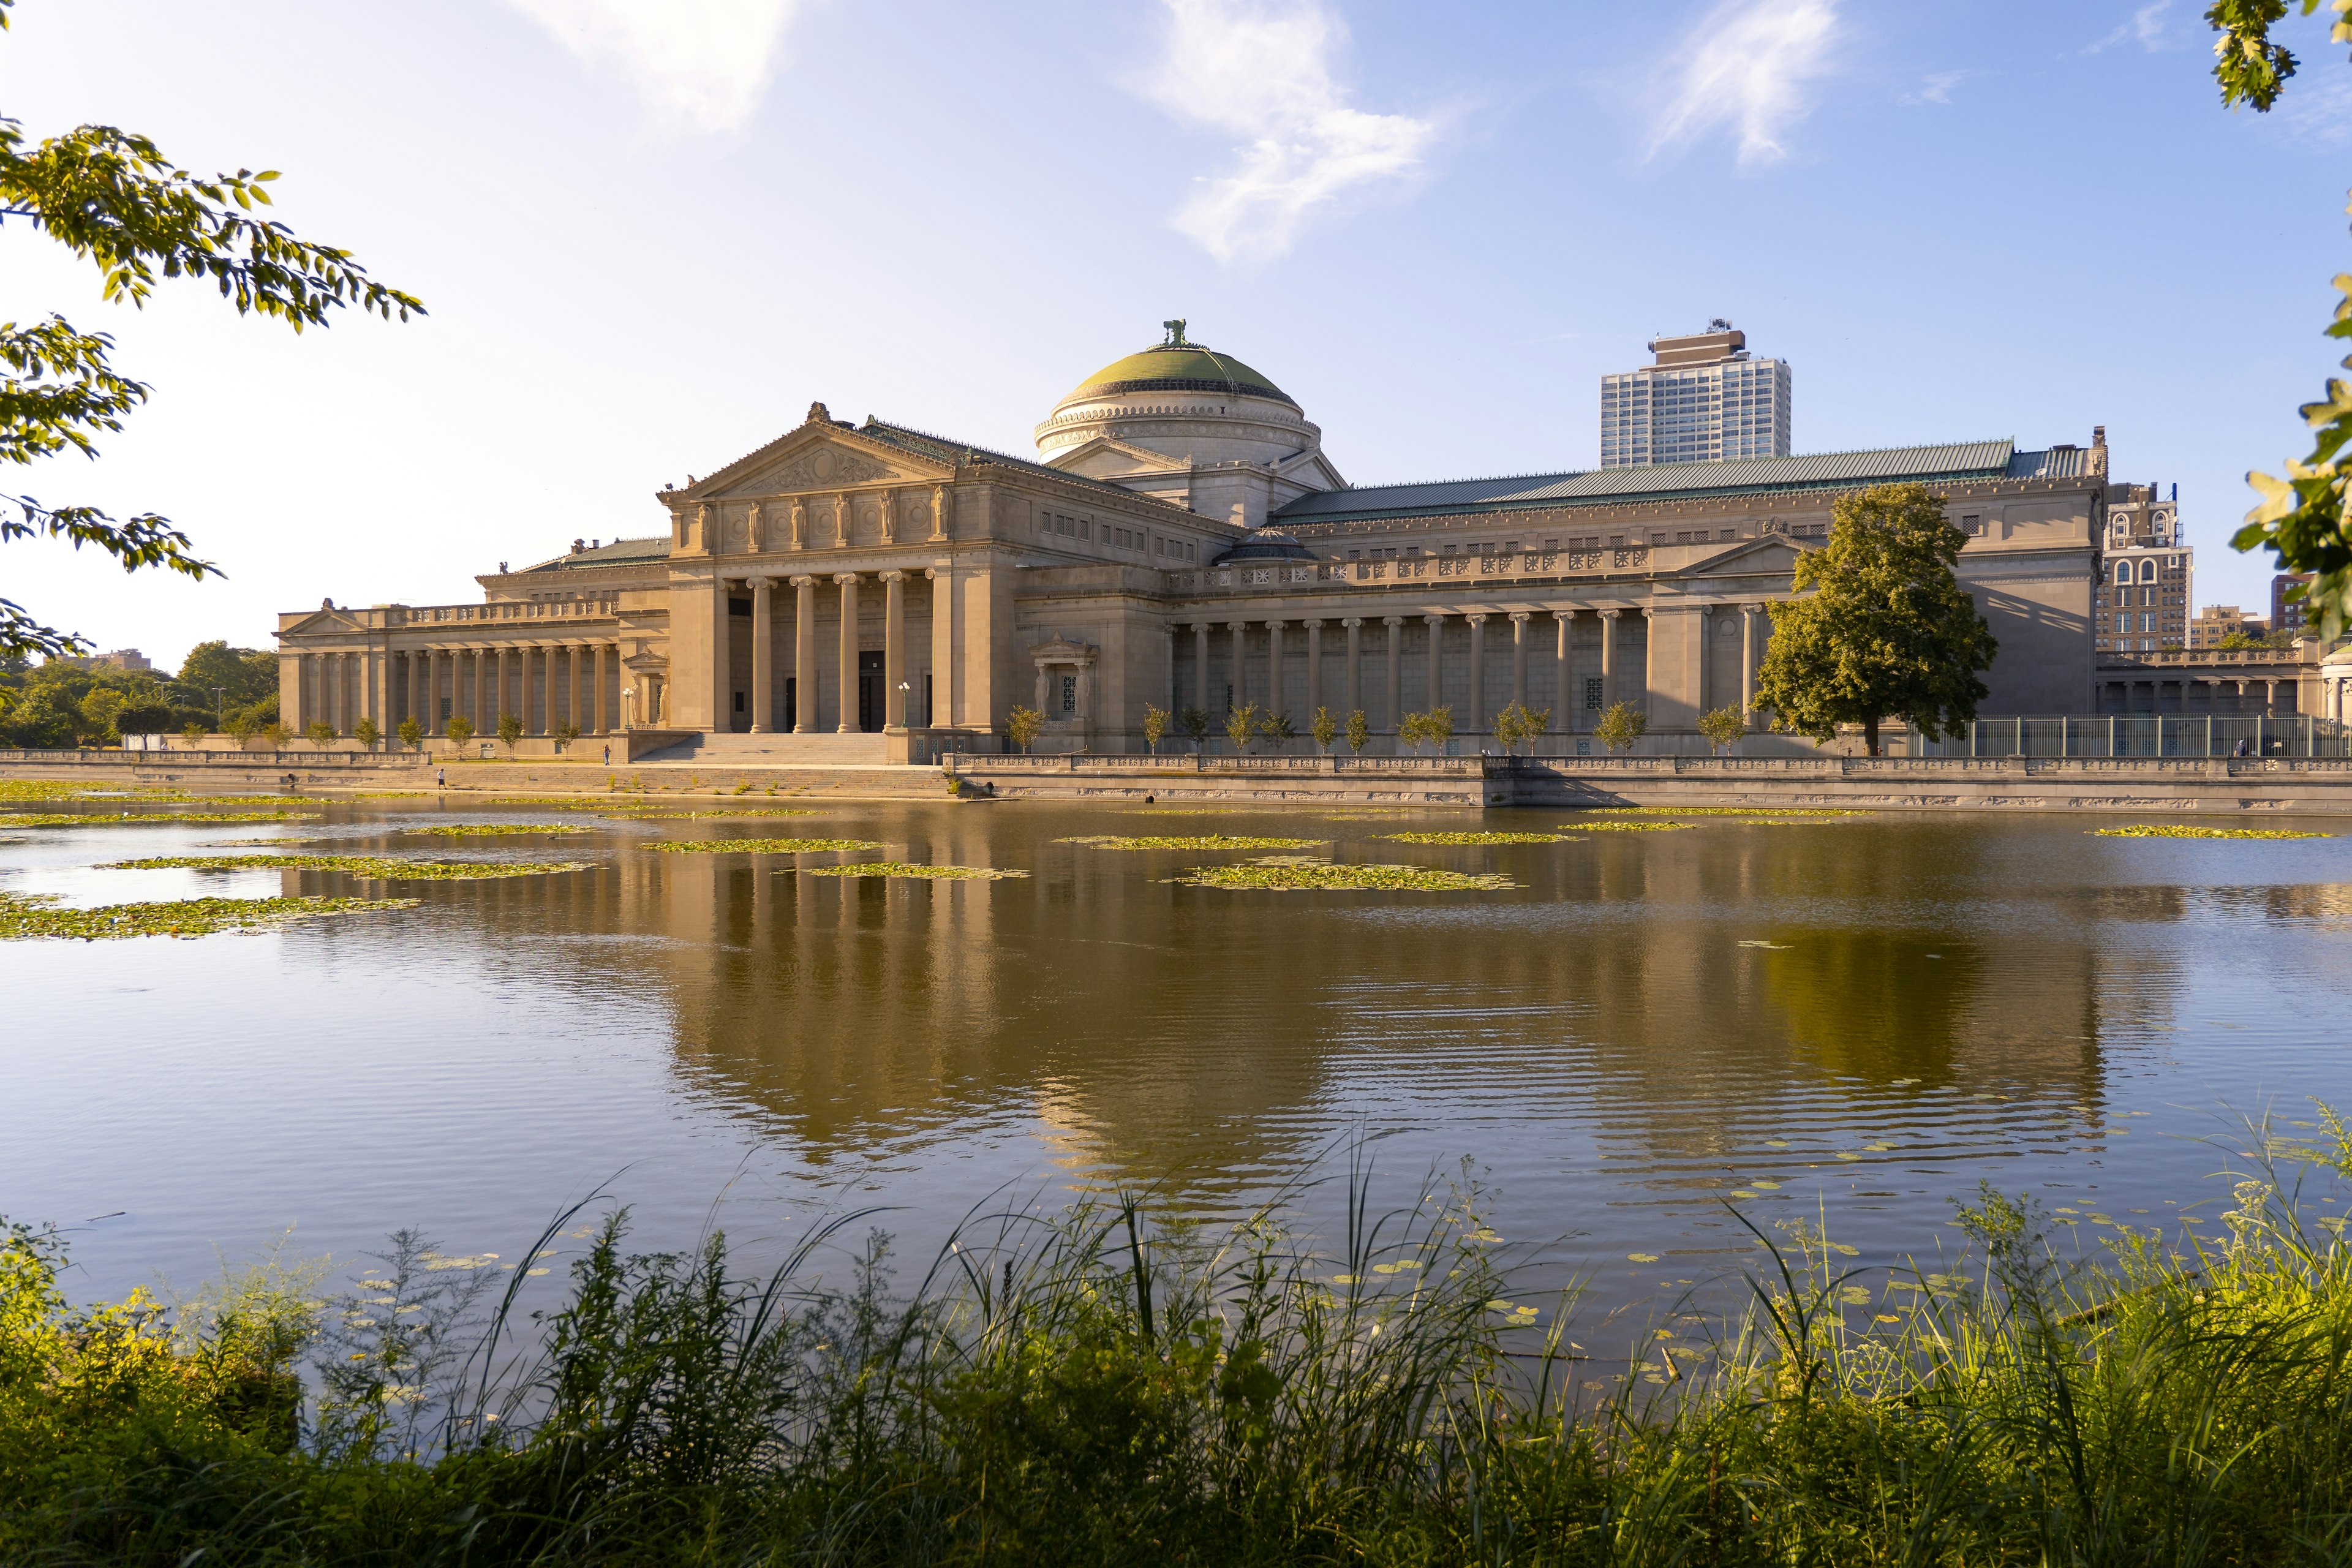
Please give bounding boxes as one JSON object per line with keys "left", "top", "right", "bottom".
{"left": 225, "top": 709, "right": 258, "bottom": 748}
{"left": 445, "top": 715, "right": 475, "bottom": 748}
{"left": 1177, "top": 706, "right": 1210, "bottom": 752}
{"left": 1142, "top": 703, "right": 1169, "bottom": 756}
{"left": 555, "top": 720, "right": 581, "bottom": 754}
{"left": 306, "top": 720, "right": 336, "bottom": 748}
{"left": 1422, "top": 704, "right": 1456, "bottom": 755}
{"left": 1398, "top": 710, "right": 1429, "bottom": 755}
{"left": 1224, "top": 701, "right": 1260, "bottom": 754}
{"left": 1255, "top": 709, "right": 1296, "bottom": 752}
{"left": 262, "top": 721, "right": 293, "bottom": 750}
{"left": 1697, "top": 706, "right": 1747, "bottom": 755}
{"left": 1491, "top": 701, "right": 1552, "bottom": 756}
{"left": 1311, "top": 706, "right": 1338, "bottom": 755}
{"left": 353, "top": 716, "right": 381, "bottom": 751}
{"left": 179, "top": 721, "right": 206, "bottom": 746}
{"left": 1594, "top": 701, "right": 1648, "bottom": 754}
{"left": 497, "top": 712, "right": 524, "bottom": 753}
{"left": 1006, "top": 704, "right": 1044, "bottom": 754}
{"left": 1344, "top": 709, "right": 1371, "bottom": 755}
{"left": 397, "top": 716, "right": 423, "bottom": 752}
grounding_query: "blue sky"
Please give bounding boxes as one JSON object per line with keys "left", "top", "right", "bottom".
{"left": 6, "top": 0, "right": 2350, "bottom": 669}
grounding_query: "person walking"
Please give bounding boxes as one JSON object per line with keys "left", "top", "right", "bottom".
{"left": 437, "top": 767, "right": 446, "bottom": 790}
{"left": 602, "top": 743, "right": 611, "bottom": 766}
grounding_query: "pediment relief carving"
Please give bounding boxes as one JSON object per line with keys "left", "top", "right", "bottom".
{"left": 745, "top": 442, "right": 897, "bottom": 495}
{"left": 1681, "top": 540, "right": 1801, "bottom": 578}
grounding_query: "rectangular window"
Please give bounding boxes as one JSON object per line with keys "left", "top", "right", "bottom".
{"left": 1584, "top": 677, "right": 1604, "bottom": 710}
{"left": 1080, "top": 519, "right": 1092, "bottom": 541}
{"left": 1961, "top": 514, "right": 1981, "bottom": 535}
{"left": 1675, "top": 531, "right": 1692, "bottom": 545}
{"left": 1504, "top": 540, "right": 1520, "bottom": 554}
{"left": 1348, "top": 549, "right": 1362, "bottom": 560}
{"left": 1060, "top": 674, "right": 1076, "bottom": 713}
{"left": 1544, "top": 538, "right": 1559, "bottom": 551}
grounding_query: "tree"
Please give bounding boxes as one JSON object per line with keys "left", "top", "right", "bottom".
{"left": 1697, "top": 706, "right": 1748, "bottom": 755}
{"left": 224, "top": 707, "right": 257, "bottom": 746}
{"left": 0, "top": 3, "right": 423, "bottom": 663}
{"left": 1005, "top": 704, "right": 1043, "bottom": 754}
{"left": 353, "top": 715, "right": 380, "bottom": 750}
{"left": 177, "top": 642, "right": 276, "bottom": 712}
{"left": 1594, "top": 701, "right": 1648, "bottom": 754}
{"left": 306, "top": 720, "right": 334, "bottom": 748}
{"left": 1177, "top": 706, "right": 1210, "bottom": 750}
{"left": 554, "top": 720, "right": 580, "bottom": 752}
{"left": 496, "top": 712, "right": 523, "bottom": 752}
{"left": 444, "top": 715, "right": 475, "bottom": 748}
{"left": 1423, "top": 704, "right": 1455, "bottom": 755}
{"left": 1751, "top": 482, "right": 1996, "bottom": 757}
{"left": 261, "top": 720, "right": 292, "bottom": 750}
{"left": 1343, "top": 709, "right": 1371, "bottom": 755}
{"left": 178, "top": 720, "right": 204, "bottom": 745}
{"left": 1491, "top": 700, "right": 1551, "bottom": 756}
{"left": 396, "top": 715, "right": 422, "bottom": 752}
{"left": 1224, "top": 701, "right": 1259, "bottom": 753}
{"left": 1254, "top": 709, "right": 1296, "bottom": 750}
{"left": 77, "top": 685, "right": 123, "bottom": 745}
{"left": 1311, "top": 705, "right": 1338, "bottom": 755}
{"left": 1142, "top": 703, "right": 1169, "bottom": 756}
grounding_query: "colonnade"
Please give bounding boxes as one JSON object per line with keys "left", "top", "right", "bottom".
{"left": 1177, "top": 603, "right": 1770, "bottom": 733}
{"left": 714, "top": 568, "right": 934, "bottom": 734}
{"left": 290, "top": 643, "right": 622, "bottom": 737}
{"left": 2099, "top": 675, "right": 2295, "bottom": 717}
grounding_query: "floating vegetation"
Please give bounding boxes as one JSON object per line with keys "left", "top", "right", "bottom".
{"left": 647, "top": 838, "right": 882, "bottom": 854}
{"left": 409, "top": 824, "right": 594, "bottom": 838}
{"left": 2094, "top": 824, "right": 2333, "bottom": 840}
{"left": 0, "top": 890, "right": 418, "bottom": 940}
{"left": 102, "top": 854, "right": 590, "bottom": 880}
{"left": 0, "top": 782, "right": 194, "bottom": 802}
{"left": 1597, "top": 806, "right": 1869, "bottom": 818}
{"left": 1170, "top": 859, "right": 1520, "bottom": 891}
{"left": 0, "top": 810, "right": 323, "bottom": 826}
{"left": 1379, "top": 831, "right": 1578, "bottom": 845}
{"left": 620, "top": 810, "right": 822, "bottom": 819}
{"left": 799, "top": 861, "right": 1026, "bottom": 880}
{"left": 1564, "top": 820, "right": 1690, "bottom": 833}
{"left": 1060, "top": 834, "right": 1327, "bottom": 850}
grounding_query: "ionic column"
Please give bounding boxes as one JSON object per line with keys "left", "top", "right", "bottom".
{"left": 793, "top": 576, "right": 818, "bottom": 731}
{"left": 592, "top": 645, "right": 608, "bottom": 734}
{"left": 1466, "top": 612, "right": 1488, "bottom": 729}
{"left": 1228, "top": 620, "right": 1248, "bottom": 708}
{"left": 1510, "top": 612, "right": 1530, "bottom": 712}
{"left": 1423, "top": 612, "right": 1445, "bottom": 716}
{"left": 1382, "top": 616, "right": 1404, "bottom": 730}
{"left": 749, "top": 576, "right": 774, "bottom": 732}
{"left": 1265, "top": 619, "right": 1287, "bottom": 719}
{"left": 1556, "top": 609, "right": 1575, "bottom": 726}
{"left": 541, "top": 644, "right": 557, "bottom": 734}
{"left": 1599, "top": 609, "right": 1620, "bottom": 710}
{"left": 493, "top": 647, "right": 510, "bottom": 729}
{"left": 1642, "top": 608, "right": 1656, "bottom": 715}
{"left": 835, "top": 572, "right": 861, "bottom": 733}
{"left": 470, "top": 648, "right": 484, "bottom": 729}
{"left": 1694, "top": 608, "right": 1711, "bottom": 715}
{"left": 1192, "top": 623, "right": 1211, "bottom": 712}
{"left": 1741, "top": 603, "right": 1762, "bottom": 729}
{"left": 927, "top": 565, "right": 955, "bottom": 729}
{"left": 1304, "top": 619, "right": 1325, "bottom": 717}
{"left": 712, "top": 578, "right": 733, "bottom": 733}
{"left": 881, "top": 570, "right": 907, "bottom": 729}
{"left": 568, "top": 643, "right": 584, "bottom": 734}
{"left": 1342, "top": 617, "right": 1362, "bottom": 715}
{"left": 426, "top": 652, "right": 442, "bottom": 736}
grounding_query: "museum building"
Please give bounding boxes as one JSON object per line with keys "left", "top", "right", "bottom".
{"left": 276, "top": 326, "right": 2108, "bottom": 758}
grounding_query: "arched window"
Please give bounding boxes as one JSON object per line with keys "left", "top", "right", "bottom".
{"left": 2115, "top": 561, "right": 2133, "bottom": 587}
{"left": 2139, "top": 559, "right": 2158, "bottom": 584}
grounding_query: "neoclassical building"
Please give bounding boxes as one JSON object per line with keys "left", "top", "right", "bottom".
{"left": 277, "top": 324, "right": 2108, "bottom": 758}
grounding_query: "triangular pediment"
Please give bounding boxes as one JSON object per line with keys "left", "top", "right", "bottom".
{"left": 685, "top": 417, "right": 948, "bottom": 503}
{"left": 1274, "top": 448, "right": 1348, "bottom": 491}
{"left": 1045, "top": 435, "right": 1190, "bottom": 481}
{"left": 282, "top": 609, "right": 361, "bottom": 637}
{"left": 1678, "top": 537, "right": 1806, "bottom": 578}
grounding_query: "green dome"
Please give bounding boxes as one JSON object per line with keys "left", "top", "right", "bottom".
{"left": 1066, "top": 342, "right": 1295, "bottom": 407}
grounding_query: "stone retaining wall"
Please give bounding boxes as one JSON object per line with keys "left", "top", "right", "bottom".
{"left": 0, "top": 750, "right": 948, "bottom": 801}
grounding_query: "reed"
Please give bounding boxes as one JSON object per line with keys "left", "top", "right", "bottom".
{"left": 4, "top": 1117, "right": 2349, "bottom": 1566}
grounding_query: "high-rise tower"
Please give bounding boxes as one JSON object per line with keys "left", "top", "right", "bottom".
{"left": 1599, "top": 320, "right": 1792, "bottom": 469}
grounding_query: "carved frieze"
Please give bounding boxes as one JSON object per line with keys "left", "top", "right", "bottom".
{"left": 761, "top": 444, "right": 892, "bottom": 493}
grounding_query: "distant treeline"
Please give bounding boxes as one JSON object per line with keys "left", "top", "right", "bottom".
{"left": 0, "top": 641, "right": 278, "bottom": 748}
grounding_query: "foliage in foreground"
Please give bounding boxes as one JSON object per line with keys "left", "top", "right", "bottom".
{"left": 100, "top": 854, "right": 589, "bottom": 880}
{"left": 0, "top": 890, "right": 417, "bottom": 940}
{"left": 799, "top": 861, "right": 1027, "bottom": 880}
{"left": 645, "top": 838, "right": 883, "bottom": 854}
{"left": 1058, "top": 834, "right": 1327, "bottom": 850}
{"left": 2094, "top": 823, "right": 2333, "bottom": 839}
{"left": 1171, "top": 859, "right": 1521, "bottom": 891}
{"left": 7, "top": 1127, "right": 2352, "bottom": 1566}
{"left": 1380, "top": 831, "right": 1577, "bottom": 845}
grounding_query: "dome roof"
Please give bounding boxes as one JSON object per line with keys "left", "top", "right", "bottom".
{"left": 1208, "top": 532, "right": 1316, "bottom": 566}
{"left": 1066, "top": 341, "right": 1296, "bottom": 409}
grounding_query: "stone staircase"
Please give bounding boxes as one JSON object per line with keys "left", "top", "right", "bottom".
{"left": 631, "top": 731, "right": 891, "bottom": 764}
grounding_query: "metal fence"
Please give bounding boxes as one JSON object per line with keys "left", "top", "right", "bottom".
{"left": 1914, "top": 715, "right": 2352, "bottom": 759}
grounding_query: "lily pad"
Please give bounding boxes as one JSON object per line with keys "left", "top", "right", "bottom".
{"left": 647, "top": 838, "right": 882, "bottom": 854}
{"left": 799, "top": 861, "right": 1026, "bottom": 880}
{"left": 102, "top": 854, "right": 589, "bottom": 880}
{"left": 2094, "top": 824, "right": 2331, "bottom": 839}
{"left": 1169, "top": 861, "right": 1519, "bottom": 891}
{"left": 1060, "top": 834, "right": 1327, "bottom": 850}
{"left": 0, "top": 891, "right": 418, "bottom": 940}
{"left": 1379, "top": 831, "right": 1579, "bottom": 845}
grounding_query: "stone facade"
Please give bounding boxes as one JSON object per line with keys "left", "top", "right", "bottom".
{"left": 276, "top": 334, "right": 2116, "bottom": 756}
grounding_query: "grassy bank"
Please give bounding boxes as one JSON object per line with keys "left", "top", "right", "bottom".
{"left": 5, "top": 1129, "right": 2351, "bottom": 1566}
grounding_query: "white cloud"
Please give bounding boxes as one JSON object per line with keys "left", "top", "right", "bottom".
{"left": 1899, "top": 69, "right": 1969, "bottom": 107}
{"left": 1140, "top": 0, "right": 1437, "bottom": 266}
{"left": 503, "top": 0, "right": 806, "bottom": 134}
{"left": 2086, "top": 1, "right": 2174, "bottom": 55}
{"left": 1648, "top": 0, "right": 1839, "bottom": 167}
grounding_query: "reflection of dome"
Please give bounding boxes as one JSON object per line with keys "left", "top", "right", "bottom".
{"left": 1035, "top": 322, "right": 1346, "bottom": 529}
{"left": 1064, "top": 344, "right": 1297, "bottom": 407}
{"left": 1208, "top": 532, "right": 1314, "bottom": 567}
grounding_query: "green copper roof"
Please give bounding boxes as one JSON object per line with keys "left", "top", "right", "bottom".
{"left": 1065, "top": 343, "right": 1295, "bottom": 407}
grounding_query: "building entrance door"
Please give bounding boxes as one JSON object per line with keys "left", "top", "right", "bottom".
{"left": 857, "top": 650, "right": 885, "bottom": 732}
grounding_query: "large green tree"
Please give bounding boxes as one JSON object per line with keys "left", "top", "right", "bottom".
{"left": 2204, "top": 1, "right": 2352, "bottom": 635}
{"left": 0, "top": 0, "right": 421, "bottom": 671}
{"left": 1752, "top": 483, "right": 1997, "bottom": 757}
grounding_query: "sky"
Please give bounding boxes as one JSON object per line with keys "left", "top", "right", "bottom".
{"left": 6, "top": 0, "right": 2351, "bottom": 673}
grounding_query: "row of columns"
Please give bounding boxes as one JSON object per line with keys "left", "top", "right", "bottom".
{"left": 1182, "top": 603, "right": 1767, "bottom": 730}
{"left": 292, "top": 645, "right": 621, "bottom": 737}
{"left": 718, "top": 569, "right": 923, "bottom": 734}
{"left": 2103, "top": 675, "right": 2292, "bottom": 717}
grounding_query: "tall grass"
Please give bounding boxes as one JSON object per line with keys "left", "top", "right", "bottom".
{"left": 4, "top": 1120, "right": 2350, "bottom": 1566}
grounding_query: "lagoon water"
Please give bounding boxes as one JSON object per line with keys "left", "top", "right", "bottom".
{"left": 6, "top": 797, "right": 2351, "bottom": 1325}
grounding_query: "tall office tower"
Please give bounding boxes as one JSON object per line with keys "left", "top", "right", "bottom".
{"left": 1598, "top": 319, "right": 1792, "bottom": 469}
{"left": 2096, "top": 478, "right": 2193, "bottom": 654}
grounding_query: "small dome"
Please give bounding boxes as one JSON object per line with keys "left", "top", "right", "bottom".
{"left": 1209, "top": 532, "right": 1315, "bottom": 567}
{"left": 1066, "top": 342, "right": 1295, "bottom": 408}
